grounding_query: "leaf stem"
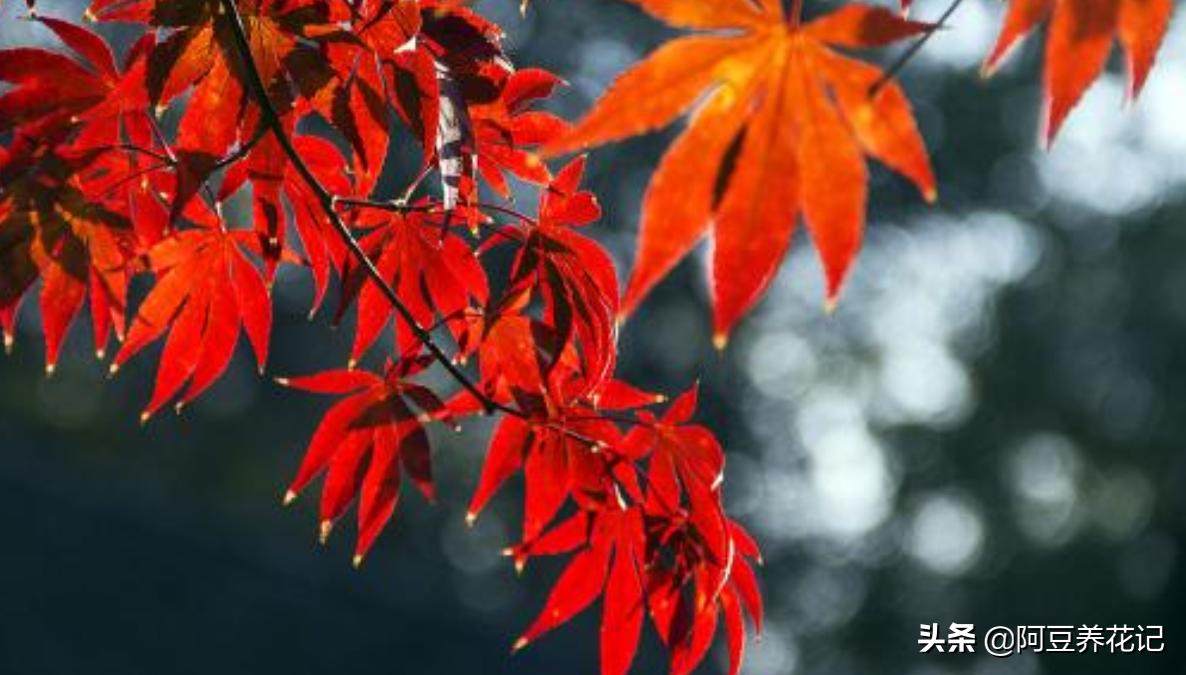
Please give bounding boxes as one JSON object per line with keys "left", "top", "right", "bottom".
{"left": 398, "top": 163, "right": 433, "bottom": 204}
{"left": 868, "top": 0, "right": 966, "bottom": 98}
{"left": 212, "top": 124, "right": 267, "bottom": 172}
{"left": 145, "top": 112, "right": 221, "bottom": 208}
{"left": 336, "top": 195, "right": 540, "bottom": 227}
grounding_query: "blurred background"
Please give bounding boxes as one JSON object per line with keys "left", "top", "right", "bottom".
{"left": 2, "top": 0, "right": 1184, "bottom": 673}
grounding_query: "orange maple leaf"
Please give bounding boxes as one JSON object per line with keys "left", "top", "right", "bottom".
{"left": 547, "top": 1, "right": 936, "bottom": 344}
{"left": 983, "top": 0, "right": 1173, "bottom": 144}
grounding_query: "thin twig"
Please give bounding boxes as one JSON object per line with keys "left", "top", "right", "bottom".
{"left": 868, "top": 0, "right": 965, "bottom": 98}
{"left": 145, "top": 113, "right": 221, "bottom": 207}
{"left": 787, "top": 0, "right": 803, "bottom": 27}
{"left": 337, "top": 195, "right": 540, "bottom": 226}
{"left": 335, "top": 196, "right": 432, "bottom": 213}
{"left": 103, "top": 143, "right": 174, "bottom": 166}
{"left": 398, "top": 163, "right": 433, "bottom": 204}
{"left": 336, "top": 198, "right": 529, "bottom": 248}
{"left": 213, "top": 124, "right": 268, "bottom": 172}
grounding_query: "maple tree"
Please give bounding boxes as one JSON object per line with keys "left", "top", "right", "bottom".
{"left": 0, "top": 0, "right": 1176, "bottom": 673}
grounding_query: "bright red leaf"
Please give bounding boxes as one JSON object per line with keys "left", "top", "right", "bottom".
{"left": 547, "top": 2, "right": 936, "bottom": 343}
{"left": 492, "top": 158, "right": 619, "bottom": 391}
{"left": 111, "top": 225, "right": 272, "bottom": 421}
{"left": 278, "top": 359, "right": 446, "bottom": 565}
{"left": 336, "top": 204, "right": 488, "bottom": 364}
{"left": 983, "top": 0, "right": 1173, "bottom": 144}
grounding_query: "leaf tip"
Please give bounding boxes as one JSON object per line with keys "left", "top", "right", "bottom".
{"left": 1040, "top": 121, "right": 1059, "bottom": 150}
{"left": 511, "top": 637, "right": 529, "bottom": 654}
{"left": 922, "top": 185, "right": 938, "bottom": 204}
{"left": 44, "top": 362, "right": 55, "bottom": 378}
{"left": 823, "top": 296, "right": 839, "bottom": 316}
{"left": 502, "top": 548, "right": 526, "bottom": 573}
{"left": 274, "top": 376, "right": 290, "bottom": 387}
{"left": 712, "top": 332, "right": 729, "bottom": 352}
{"left": 2, "top": 332, "right": 12, "bottom": 355}
{"left": 347, "top": 358, "right": 358, "bottom": 371}
{"left": 139, "top": 410, "right": 151, "bottom": 426}
{"left": 318, "top": 519, "right": 333, "bottom": 545}
{"left": 282, "top": 489, "right": 297, "bottom": 507}
{"left": 352, "top": 553, "right": 364, "bottom": 569}
{"left": 82, "top": 8, "right": 96, "bottom": 21}
{"left": 108, "top": 362, "right": 120, "bottom": 378}
{"left": 465, "top": 510, "right": 478, "bottom": 527}
{"left": 95, "top": 348, "right": 106, "bottom": 361}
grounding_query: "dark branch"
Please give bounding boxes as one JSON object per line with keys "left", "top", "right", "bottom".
{"left": 868, "top": 0, "right": 966, "bottom": 98}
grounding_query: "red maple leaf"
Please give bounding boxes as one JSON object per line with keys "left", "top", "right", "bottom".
{"left": 87, "top": 0, "right": 333, "bottom": 156}
{"left": 547, "top": 2, "right": 935, "bottom": 343}
{"left": 983, "top": 0, "right": 1173, "bottom": 144}
{"left": 460, "top": 316, "right": 625, "bottom": 535}
{"left": 318, "top": 0, "right": 420, "bottom": 194}
{"left": 0, "top": 16, "right": 157, "bottom": 152}
{"left": 0, "top": 136, "right": 136, "bottom": 369}
{"left": 491, "top": 158, "right": 619, "bottom": 391}
{"left": 110, "top": 225, "right": 272, "bottom": 421}
{"left": 277, "top": 358, "right": 448, "bottom": 565}
{"left": 335, "top": 203, "right": 489, "bottom": 364}
{"left": 502, "top": 382, "right": 763, "bottom": 675}
{"left": 219, "top": 128, "right": 353, "bottom": 297}
{"left": 469, "top": 68, "right": 571, "bottom": 199}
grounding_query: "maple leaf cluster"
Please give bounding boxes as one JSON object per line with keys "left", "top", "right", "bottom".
{"left": 0, "top": 1, "right": 760, "bottom": 673}
{"left": 1, "top": 0, "right": 1177, "bottom": 673}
